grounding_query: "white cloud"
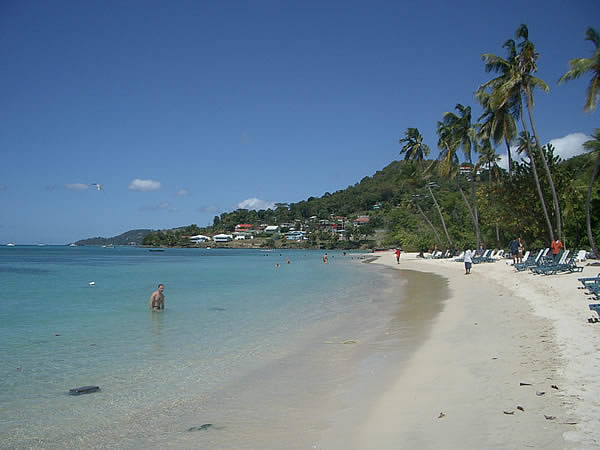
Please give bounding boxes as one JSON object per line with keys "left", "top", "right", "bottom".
{"left": 237, "top": 197, "right": 275, "bottom": 210}
{"left": 66, "top": 183, "right": 89, "bottom": 191}
{"left": 176, "top": 189, "right": 189, "bottom": 196}
{"left": 496, "top": 132, "right": 591, "bottom": 171}
{"left": 128, "top": 179, "right": 161, "bottom": 192}
{"left": 549, "top": 133, "right": 591, "bottom": 160}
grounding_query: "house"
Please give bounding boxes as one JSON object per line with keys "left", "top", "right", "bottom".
{"left": 353, "top": 216, "right": 370, "bottom": 226}
{"left": 189, "top": 234, "right": 211, "bottom": 243}
{"left": 235, "top": 224, "right": 254, "bottom": 232}
{"left": 264, "top": 225, "right": 280, "bottom": 233}
{"left": 285, "top": 231, "right": 307, "bottom": 241}
{"left": 213, "top": 234, "right": 233, "bottom": 242}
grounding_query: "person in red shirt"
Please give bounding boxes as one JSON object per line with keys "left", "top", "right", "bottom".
{"left": 395, "top": 248, "right": 401, "bottom": 264}
{"left": 551, "top": 238, "right": 563, "bottom": 256}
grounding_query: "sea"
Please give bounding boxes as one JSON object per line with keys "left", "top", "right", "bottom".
{"left": 0, "top": 246, "right": 445, "bottom": 449}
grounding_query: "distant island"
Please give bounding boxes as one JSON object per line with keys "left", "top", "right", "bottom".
{"left": 73, "top": 229, "right": 153, "bottom": 246}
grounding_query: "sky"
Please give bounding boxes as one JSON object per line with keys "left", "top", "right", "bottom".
{"left": 0, "top": 0, "right": 598, "bottom": 244}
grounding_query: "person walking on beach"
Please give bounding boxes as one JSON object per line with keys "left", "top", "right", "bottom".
{"left": 395, "top": 248, "right": 401, "bottom": 264}
{"left": 551, "top": 238, "right": 563, "bottom": 256}
{"left": 149, "top": 284, "right": 165, "bottom": 310}
{"left": 323, "top": 253, "right": 328, "bottom": 264}
{"left": 464, "top": 247, "right": 473, "bottom": 275}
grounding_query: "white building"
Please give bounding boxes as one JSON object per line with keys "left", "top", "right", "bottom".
{"left": 213, "top": 234, "right": 233, "bottom": 242}
{"left": 189, "top": 234, "right": 211, "bottom": 243}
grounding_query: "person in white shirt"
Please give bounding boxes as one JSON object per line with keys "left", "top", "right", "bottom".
{"left": 464, "top": 247, "right": 473, "bottom": 275}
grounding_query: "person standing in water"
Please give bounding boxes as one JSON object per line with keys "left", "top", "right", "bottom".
{"left": 323, "top": 253, "right": 328, "bottom": 264}
{"left": 149, "top": 284, "right": 165, "bottom": 310}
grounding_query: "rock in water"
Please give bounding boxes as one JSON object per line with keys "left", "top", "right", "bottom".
{"left": 69, "top": 385, "right": 100, "bottom": 395}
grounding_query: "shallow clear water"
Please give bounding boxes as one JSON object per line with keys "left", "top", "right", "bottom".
{"left": 0, "top": 246, "right": 399, "bottom": 448}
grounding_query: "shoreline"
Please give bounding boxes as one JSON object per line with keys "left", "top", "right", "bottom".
{"left": 346, "top": 251, "right": 600, "bottom": 449}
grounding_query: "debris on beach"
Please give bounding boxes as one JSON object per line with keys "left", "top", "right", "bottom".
{"left": 438, "top": 412, "right": 445, "bottom": 418}
{"left": 536, "top": 391, "right": 545, "bottom": 396}
{"left": 187, "top": 424, "right": 223, "bottom": 432}
{"left": 325, "top": 340, "right": 357, "bottom": 344}
{"left": 551, "top": 384, "right": 559, "bottom": 390}
{"left": 519, "top": 382, "right": 532, "bottom": 386}
{"left": 517, "top": 406, "right": 525, "bottom": 412}
{"left": 503, "top": 410, "right": 515, "bottom": 415}
{"left": 544, "top": 415, "right": 556, "bottom": 420}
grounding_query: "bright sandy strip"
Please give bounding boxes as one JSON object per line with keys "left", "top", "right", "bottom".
{"left": 356, "top": 251, "right": 600, "bottom": 449}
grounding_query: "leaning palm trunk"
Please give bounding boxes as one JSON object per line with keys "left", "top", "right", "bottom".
{"left": 520, "top": 109, "right": 554, "bottom": 242}
{"left": 524, "top": 85, "right": 562, "bottom": 241}
{"left": 414, "top": 201, "right": 444, "bottom": 248}
{"left": 586, "top": 152, "right": 600, "bottom": 258}
{"left": 489, "top": 162, "right": 500, "bottom": 243}
{"left": 455, "top": 178, "right": 480, "bottom": 244}
{"left": 469, "top": 168, "right": 482, "bottom": 247}
{"left": 426, "top": 184, "right": 453, "bottom": 248}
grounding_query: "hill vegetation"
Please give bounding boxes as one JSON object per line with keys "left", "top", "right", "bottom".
{"left": 74, "top": 229, "right": 152, "bottom": 246}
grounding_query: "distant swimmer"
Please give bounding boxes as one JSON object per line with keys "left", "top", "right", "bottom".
{"left": 149, "top": 284, "right": 165, "bottom": 310}
{"left": 91, "top": 183, "right": 103, "bottom": 190}
{"left": 286, "top": 258, "right": 290, "bottom": 264}
{"left": 323, "top": 253, "right": 328, "bottom": 264}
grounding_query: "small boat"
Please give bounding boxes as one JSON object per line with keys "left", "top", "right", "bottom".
{"left": 149, "top": 249, "right": 165, "bottom": 252}
{"left": 7, "top": 243, "right": 15, "bottom": 247}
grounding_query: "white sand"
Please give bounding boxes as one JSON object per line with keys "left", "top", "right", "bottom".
{"left": 354, "top": 252, "right": 600, "bottom": 449}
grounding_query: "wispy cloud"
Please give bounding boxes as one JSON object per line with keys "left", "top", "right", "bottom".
{"left": 129, "top": 179, "right": 161, "bottom": 192}
{"left": 66, "top": 183, "right": 89, "bottom": 191}
{"left": 197, "top": 205, "right": 218, "bottom": 213}
{"left": 140, "top": 201, "right": 170, "bottom": 211}
{"left": 237, "top": 197, "right": 275, "bottom": 210}
{"left": 176, "top": 189, "right": 189, "bottom": 196}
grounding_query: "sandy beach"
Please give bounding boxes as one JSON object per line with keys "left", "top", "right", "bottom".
{"left": 336, "top": 251, "right": 600, "bottom": 449}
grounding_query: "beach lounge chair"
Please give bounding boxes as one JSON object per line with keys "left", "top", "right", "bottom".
{"left": 514, "top": 249, "right": 543, "bottom": 271}
{"left": 576, "top": 250, "right": 587, "bottom": 263}
{"left": 530, "top": 250, "right": 569, "bottom": 275}
{"left": 472, "top": 249, "right": 491, "bottom": 264}
{"left": 453, "top": 251, "right": 465, "bottom": 262}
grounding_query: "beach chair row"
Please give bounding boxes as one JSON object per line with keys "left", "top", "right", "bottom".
{"left": 453, "top": 249, "right": 504, "bottom": 263}
{"left": 513, "top": 248, "right": 584, "bottom": 275}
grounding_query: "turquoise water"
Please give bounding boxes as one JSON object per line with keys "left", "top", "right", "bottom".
{"left": 0, "top": 246, "right": 398, "bottom": 448}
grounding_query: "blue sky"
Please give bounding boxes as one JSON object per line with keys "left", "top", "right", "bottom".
{"left": 1, "top": 0, "right": 598, "bottom": 244}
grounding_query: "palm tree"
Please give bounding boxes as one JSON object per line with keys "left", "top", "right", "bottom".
{"left": 515, "top": 131, "right": 554, "bottom": 242}
{"left": 475, "top": 90, "right": 517, "bottom": 174}
{"left": 476, "top": 139, "right": 501, "bottom": 243}
{"left": 411, "top": 194, "right": 444, "bottom": 248}
{"left": 558, "top": 27, "right": 600, "bottom": 112}
{"left": 583, "top": 129, "right": 600, "bottom": 258}
{"left": 440, "top": 104, "right": 482, "bottom": 246}
{"left": 515, "top": 24, "right": 562, "bottom": 241}
{"left": 399, "top": 127, "right": 452, "bottom": 248}
{"left": 399, "top": 127, "right": 431, "bottom": 161}
{"left": 437, "top": 120, "right": 480, "bottom": 245}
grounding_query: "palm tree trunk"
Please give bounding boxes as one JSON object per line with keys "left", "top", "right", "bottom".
{"left": 414, "top": 201, "right": 444, "bottom": 247}
{"left": 520, "top": 105, "right": 554, "bottom": 243}
{"left": 586, "top": 151, "right": 600, "bottom": 258}
{"left": 504, "top": 138, "right": 513, "bottom": 175}
{"left": 489, "top": 161, "right": 500, "bottom": 244}
{"left": 426, "top": 184, "right": 453, "bottom": 248}
{"left": 469, "top": 167, "right": 482, "bottom": 247}
{"left": 456, "top": 178, "right": 480, "bottom": 244}
{"left": 525, "top": 85, "right": 562, "bottom": 241}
